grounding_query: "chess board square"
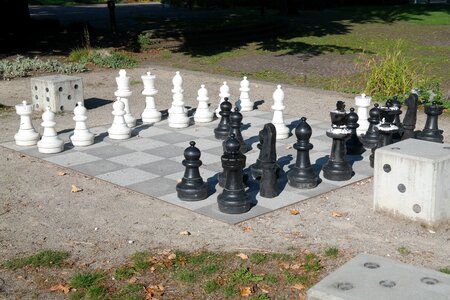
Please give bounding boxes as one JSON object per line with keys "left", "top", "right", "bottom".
{"left": 242, "top": 116, "right": 271, "bottom": 127}
{"left": 150, "top": 132, "right": 198, "bottom": 144}
{"left": 195, "top": 202, "right": 272, "bottom": 225}
{"left": 137, "top": 159, "right": 183, "bottom": 176}
{"left": 242, "top": 110, "right": 272, "bottom": 117}
{"left": 143, "top": 144, "right": 186, "bottom": 159}
{"left": 83, "top": 144, "right": 135, "bottom": 158}
{"left": 178, "top": 126, "right": 216, "bottom": 137}
{"left": 174, "top": 138, "right": 223, "bottom": 150}
{"left": 97, "top": 167, "right": 158, "bottom": 186}
{"left": 119, "top": 138, "right": 169, "bottom": 151}
{"left": 107, "top": 151, "right": 164, "bottom": 167}
{"left": 160, "top": 192, "right": 217, "bottom": 210}
{"left": 71, "top": 159, "right": 125, "bottom": 176}
{"left": 44, "top": 151, "right": 101, "bottom": 167}
{"left": 128, "top": 177, "right": 177, "bottom": 197}
{"left": 137, "top": 126, "right": 172, "bottom": 138}
{"left": 164, "top": 168, "right": 218, "bottom": 182}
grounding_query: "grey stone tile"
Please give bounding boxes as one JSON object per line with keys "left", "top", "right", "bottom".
{"left": 83, "top": 144, "right": 134, "bottom": 158}
{"left": 178, "top": 126, "right": 216, "bottom": 138}
{"left": 119, "top": 137, "right": 169, "bottom": 151}
{"left": 71, "top": 159, "right": 125, "bottom": 176}
{"left": 128, "top": 177, "right": 178, "bottom": 197}
{"left": 195, "top": 202, "right": 272, "bottom": 225}
{"left": 174, "top": 138, "right": 222, "bottom": 150}
{"left": 160, "top": 192, "right": 217, "bottom": 210}
{"left": 137, "top": 159, "right": 184, "bottom": 176}
{"left": 107, "top": 151, "right": 164, "bottom": 167}
{"left": 137, "top": 126, "right": 172, "bottom": 138}
{"left": 44, "top": 151, "right": 101, "bottom": 167}
{"left": 144, "top": 144, "right": 186, "bottom": 159}
{"left": 150, "top": 132, "right": 197, "bottom": 144}
{"left": 97, "top": 167, "right": 158, "bottom": 186}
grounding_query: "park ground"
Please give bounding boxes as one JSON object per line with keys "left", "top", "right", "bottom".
{"left": 0, "top": 2, "right": 449, "bottom": 299}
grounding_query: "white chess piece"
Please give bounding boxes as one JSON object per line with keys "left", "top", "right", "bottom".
{"left": 37, "top": 107, "right": 64, "bottom": 153}
{"left": 194, "top": 84, "right": 214, "bottom": 123}
{"left": 271, "top": 85, "right": 289, "bottom": 140}
{"left": 168, "top": 71, "right": 189, "bottom": 128}
{"left": 215, "top": 81, "right": 230, "bottom": 118}
{"left": 114, "top": 69, "right": 136, "bottom": 127}
{"left": 238, "top": 76, "right": 253, "bottom": 112}
{"left": 355, "top": 93, "right": 372, "bottom": 136}
{"left": 70, "top": 102, "right": 94, "bottom": 147}
{"left": 141, "top": 71, "right": 161, "bottom": 123}
{"left": 14, "top": 101, "right": 40, "bottom": 146}
{"left": 108, "top": 97, "right": 131, "bottom": 140}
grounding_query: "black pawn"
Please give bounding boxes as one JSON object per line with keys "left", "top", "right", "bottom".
{"left": 287, "top": 117, "right": 320, "bottom": 189}
{"left": 214, "top": 97, "right": 232, "bottom": 140}
{"left": 322, "top": 131, "right": 353, "bottom": 181}
{"left": 176, "top": 141, "right": 208, "bottom": 201}
{"left": 362, "top": 103, "right": 380, "bottom": 149}
{"left": 217, "top": 134, "right": 251, "bottom": 214}
{"left": 250, "top": 124, "right": 280, "bottom": 180}
{"left": 258, "top": 123, "right": 278, "bottom": 198}
{"left": 369, "top": 123, "right": 395, "bottom": 168}
{"left": 229, "top": 107, "right": 250, "bottom": 153}
{"left": 346, "top": 107, "right": 365, "bottom": 155}
{"left": 390, "top": 97, "right": 403, "bottom": 142}
{"left": 401, "top": 93, "right": 419, "bottom": 140}
{"left": 415, "top": 101, "right": 444, "bottom": 143}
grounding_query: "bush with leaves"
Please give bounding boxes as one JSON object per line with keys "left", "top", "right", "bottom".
{"left": 68, "top": 48, "right": 138, "bottom": 69}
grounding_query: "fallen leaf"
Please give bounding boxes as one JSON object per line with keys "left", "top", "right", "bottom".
{"left": 290, "top": 264, "right": 301, "bottom": 270}
{"left": 127, "top": 276, "right": 137, "bottom": 284}
{"left": 298, "top": 293, "right": 306, "bottom": 300}
{"left": 167, "top": 253, "right": 176, "bottom": 260}
{"left": 278, "top": 261, "right": 290, "bottom": 269}
{"left": 331, "top": 211, "right": 342, "bottom": 218}
{"left": 71, "top": 185, "right": 83, "bottom": 193}
{"left": 18, "top": 154, "right": 26, "bottom": 158}
{"left": 236, "top": 252, "right": 248, "bottom": 260}
{"left": 57, "top": 171, "right": 67, "bottom": 176}
{"left": 286, "top": 145, "right": 293, "bottom": 150}
{"left": 243, "top": 227, "right": 253, "bottom": 233}
{"left": 290, "top": 209, "right": 300, "bottom": 215}
{"left": 50, "top": 284, "right": 70, "bottom": 294}
{"left": 291, "top": 283, "right": 305, "bottom": 291}
{"left": 179, "top": 230, "right": 191, "bottom": 236}
{"left": 239, "top": 286, "right": 253, "bottom": 297}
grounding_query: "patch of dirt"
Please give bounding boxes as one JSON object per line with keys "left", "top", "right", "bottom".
{"left": 219, "top": 52, "right": 361, "bottom": 78}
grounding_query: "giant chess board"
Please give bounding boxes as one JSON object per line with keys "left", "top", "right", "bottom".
{"left": 1, "top": 109, "right": 373, "bottom": 224}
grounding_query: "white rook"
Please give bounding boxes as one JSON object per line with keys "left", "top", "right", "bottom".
{"left": 31, "top": 75, "right": 83, "bottom": 112}
{"left": 14, "top": 101, "right": 40, "bottom": 146}
{"left": 355, "top": 93, "right": 371, "bottom": 136}
{"left": 374, "top": 138, "right": 450, "bottom": 226}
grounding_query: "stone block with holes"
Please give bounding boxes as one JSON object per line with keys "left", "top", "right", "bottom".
{"left": 307, "top": 253, "right": 450, "bottom": 300}
{"left": 373, "top": 138, "right": 450, "bottom": 226}
{"left": 31, "top": 75, "right": 83, "bottom": 112}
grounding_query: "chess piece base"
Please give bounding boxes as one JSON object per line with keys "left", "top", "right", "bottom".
{"left": 287, "top": 167, "right": 320, "bottom": 189}
{"left": 142, "top": 111, "right": 162, "bottom": 124}
{"left": 14, "top": 131, "right": 40, "bottom": 146}
{"left": 217, "top": 191, "right": 251, "bottom": 214}
{"left": 176, "top": 182, "right": 208, "bottom": 201}
{"left": 37, "top": 139, "right": 64, "bottom": 154}
{"left": 70, "top": 133, "right": 94, "bottom": 147}
{"left": 322, "top": 161, "right": 353, "bottom": 181}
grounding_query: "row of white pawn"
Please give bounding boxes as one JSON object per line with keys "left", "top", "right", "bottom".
{"left": 113, "top": 69, "right": 291, "bottom": 139}
{"left": 14, "top": 100, "right": 94, "bottom": 153}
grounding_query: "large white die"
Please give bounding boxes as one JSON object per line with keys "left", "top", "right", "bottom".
{"left": 31, "top": 75, "right": 84, "bottom": 112}
{"left": 374, "top": 138, "right": 450, "bottom": 226}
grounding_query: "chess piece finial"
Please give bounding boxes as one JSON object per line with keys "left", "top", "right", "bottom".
{"left": 214, "top": 97, "right": 232, "bottom": 140}
{"left": 194, "top": 84, "right": 213, "bottom": 123}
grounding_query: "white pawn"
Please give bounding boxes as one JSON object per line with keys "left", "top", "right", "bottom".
{"left": 141, "top": 71, "right": 161, "bottom": 123}
{"left": 108, "top": 97, "right": 131, "bottom": 140}
{"left": 355, "top": 93, "right": 372, "bottom": 136}
{"left": 238, "top": 76, "right": 253, "bottom": 112}
{"left": 114, "top": 69, "right": 136, "bottom": 128}
{"left": 194, "top": 84, "right": 214, "bottom": 123}
{"left": 37, "top": 107, "right": 64, "bottom": 154}
{"left": 215, "top": 81, "right": 230, "bottom": 118}
{"left": 14, "top": 101, "right": 40, "bottom": 146}
{"left": 271, "top": 85, "right": 289, "bottom": 140}
{"left": 70, "top": 102, "right": 94, "bottom": 147}
{"left": 168, "top": 91, "right": 190, "bottom": 128}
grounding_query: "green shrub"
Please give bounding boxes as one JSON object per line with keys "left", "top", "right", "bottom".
{"left": 0, "top": 56, "right": 86, "bottom": 80}
{"left": 68, "top": 48, "right": 138, "bottom": 69}
{"left": 137, "top": 32, "right": 158, "bottom": 51}
{"left": 3, "top": 250, "right": 70, "bottom": 269}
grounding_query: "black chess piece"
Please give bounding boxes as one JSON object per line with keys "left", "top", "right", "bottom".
{"left": 228, "top": 107, "right": 250, "bottom": 153}
{"left": 287, "top": 117, "right": 320, "bottom": 189}
{"left": 250, "top": 124, "right": 280, "bottom": 180}
{"left": 390, "top": 97, "right": 403, "bottom": 142}
{"left": 214, "top": 97, "right": 232, "bottom": 140}
{"left": 257, "top": 123, "right": 278, "bottom": 198}
{"left": 401, "top": 93, "right": 419, "bottom": 140}
{"left": 415, "top": 101, "right": 444, "bottom": 143}
{"left": 217, "top": 134, "right": 251, "bottom": 214}
{"left": 346, "top": 107, "right": 365, "bottom": 155}
{"left": 176, "top": 141, "right": 208, "bottom": 201}
{"left": 369, "top": 123, "right": 396, "bottom": 168}
{"left": 362, "top": 103, "right": 380, "bottom": 149}
{"left": 322, "top": 106, "right": 353, "bottom": 181}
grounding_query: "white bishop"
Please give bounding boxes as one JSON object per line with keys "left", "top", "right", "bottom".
{"left": 168, "top": 71, "right": 189, "bottom": 128}
{"left": 238, "top": 76, "right": 253, "bottom": 112}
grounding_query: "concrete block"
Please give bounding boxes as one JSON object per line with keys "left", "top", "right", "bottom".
{"left": 373, "top": 138, "right": 450, "bottom": 226}
{"left": 307, "top": 253, "right": 450, "bottom": 300}
{"left": 31, "top": 75, "right": 84, "bottom": 112}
